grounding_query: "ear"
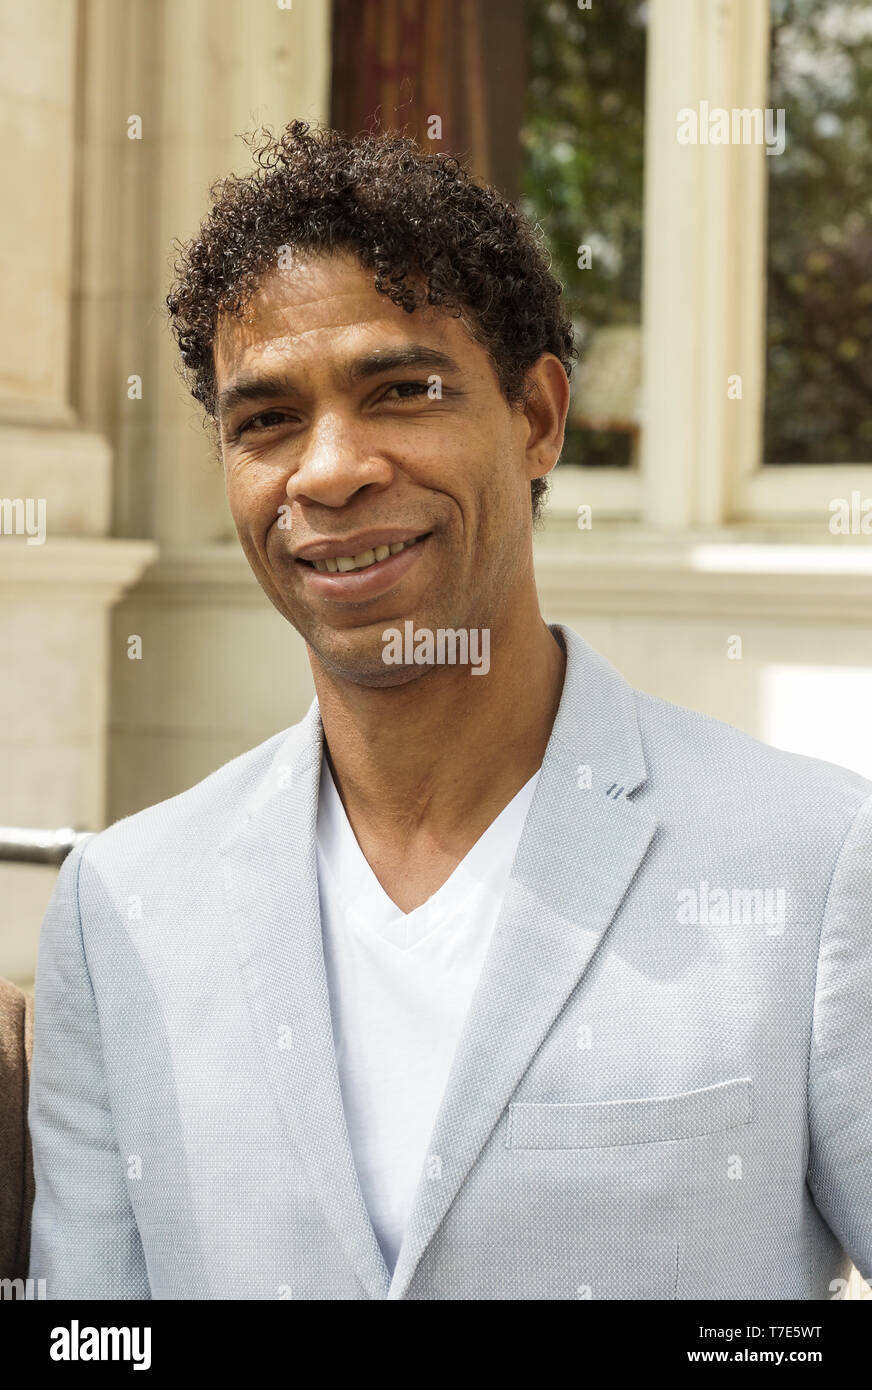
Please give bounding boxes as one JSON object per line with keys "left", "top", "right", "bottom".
{"left": 520, "top": 354, "right": 571, "bottom": 482}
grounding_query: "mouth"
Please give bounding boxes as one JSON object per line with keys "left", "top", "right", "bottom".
{"left": 294, "top": 532, "right": 432, "bottom": 603}
{"left": 296, "top": 533, "right": 430, "bottom": 573}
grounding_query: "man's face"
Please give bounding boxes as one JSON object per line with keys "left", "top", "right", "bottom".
{"left": 215, "top": 251, "right": 548, "bottom": 685}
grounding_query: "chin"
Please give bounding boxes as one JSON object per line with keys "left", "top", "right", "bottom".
{"left": 305, "top": 623, "right": 430, "bottom": 689}
{"left": 318, "top": 649, "right": 433, "bottom": 689}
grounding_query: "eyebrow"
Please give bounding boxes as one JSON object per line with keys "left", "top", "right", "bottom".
{"left": 216, "top": 345, "right": 462, "bottom": 421}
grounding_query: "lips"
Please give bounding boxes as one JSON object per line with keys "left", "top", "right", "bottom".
{"left": 296, "top": 532, "right": 430, "bottom": 601}
{"left": 305, "top": 537, "right": 421, "bottom": 573}
{"left": 294, "top": 530, "right": 430, "bottom": 565}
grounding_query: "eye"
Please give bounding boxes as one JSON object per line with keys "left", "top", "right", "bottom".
{"left": 236, "top": 409, "right": 293, "bottom": 436}
{"left": 381, "top": 380, "right": 432, "bottom": 401}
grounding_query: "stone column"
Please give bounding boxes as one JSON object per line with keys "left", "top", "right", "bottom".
{"left": 67, "top": 0, "right": 331, "bottom": 824}
{"left": 0, "top": 0, "right": 156, "bottom": 986}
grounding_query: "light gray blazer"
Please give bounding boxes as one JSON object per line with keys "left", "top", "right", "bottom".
{"left": 28, "top": 625, "right": 872, "bottom": 1299}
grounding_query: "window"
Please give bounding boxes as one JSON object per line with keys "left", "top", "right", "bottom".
{"left": 765, "top": 0, "right": 872, "bottom": 466}
{"left": 520, "top": 0, "right": 648, "bottom": 475}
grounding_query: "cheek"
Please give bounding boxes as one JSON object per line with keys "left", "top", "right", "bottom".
{"left": 433, "top": 433, "right": 501, "bottom": 505}
{"left": 470, "top": 443, "right": 522, "bottom": 528}
{"left": 225, "top": 465, "right": 283, "bottom": 532}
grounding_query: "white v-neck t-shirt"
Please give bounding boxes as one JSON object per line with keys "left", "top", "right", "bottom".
{"left": 315, "top": 756, "right": 540, "bottom": 1274}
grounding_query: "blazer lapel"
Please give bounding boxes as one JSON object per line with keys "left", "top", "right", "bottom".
{"left": 218, "top": 702, "right": 391, "bottom": 1301}
{"left": 388, "top": 625, "right": 659, "bottom": 1298}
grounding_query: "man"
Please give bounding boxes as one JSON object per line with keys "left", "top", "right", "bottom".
{"left": 29, "top": 122, "right": 872, "bottom": 1300}
{"left": 0, "top": 975, "right": 34, "bottom": 1282}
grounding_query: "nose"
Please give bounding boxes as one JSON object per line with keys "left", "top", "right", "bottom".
{"left": 287, "top": 412, "right": 394, "bottom": 508}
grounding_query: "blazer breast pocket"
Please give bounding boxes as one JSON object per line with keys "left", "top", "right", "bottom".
{"left": 506, "top": 1077, "right": 753, "bottom": 1149}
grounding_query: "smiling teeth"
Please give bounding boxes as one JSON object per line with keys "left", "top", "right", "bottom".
{"left": 312, "top": 538, "right": 419, "bottom": 573}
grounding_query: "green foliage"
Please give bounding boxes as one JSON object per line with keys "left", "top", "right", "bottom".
{"left": 521, "top": 0, "right": 872, "bottom": 467}
{"left": 766, "top": 0, "right": 872, "bottom": 462}
{"left": 520, "top": 0, "right": 647, "bottom": 467}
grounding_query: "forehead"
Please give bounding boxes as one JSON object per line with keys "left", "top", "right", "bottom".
{"left": 213, "top": 250, "right": 480, "bottom": 381}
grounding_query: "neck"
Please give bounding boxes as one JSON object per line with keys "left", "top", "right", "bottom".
{"left": 309, "top": 588, "right": 566, "bottom": 839}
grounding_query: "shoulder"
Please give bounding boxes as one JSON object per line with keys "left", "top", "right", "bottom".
{"left": 633, "top": 684, "right": 872, "bottom": 837}
{"left": 75, "top": 722, "right": 302, "bottom": 874}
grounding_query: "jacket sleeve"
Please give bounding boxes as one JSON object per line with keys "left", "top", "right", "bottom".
{"left": 0, "top": 979, "right": 32, "bottom": 1279}
{"left": 28, "top": 840, "right": 151, "bottom": 1299}
{"left": 807, "top": 791, "right": 872, "bottom": 1286}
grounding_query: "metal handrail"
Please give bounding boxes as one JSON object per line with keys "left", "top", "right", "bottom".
{"left": 0, "top": 827, "right": 94, "bottom": 866}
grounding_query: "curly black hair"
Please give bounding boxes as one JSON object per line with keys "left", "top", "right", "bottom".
{"left": 167, "top": 120, "right": 576, "bottom": 520}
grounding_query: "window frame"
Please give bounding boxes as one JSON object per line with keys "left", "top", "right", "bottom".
{"left": 546, "top": 0, "right": 872, "bottom": 533}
